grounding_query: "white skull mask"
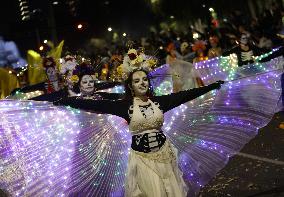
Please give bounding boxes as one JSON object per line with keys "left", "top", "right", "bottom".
{"left": 79, "top": 75, "right": 95, "bottom": 95}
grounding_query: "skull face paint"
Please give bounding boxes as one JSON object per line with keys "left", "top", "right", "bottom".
{"left": 79, "top": 75, "right": 95, "bottom": 95}
{"left": 46, "top": 67, "right": 58, "bottom": 82}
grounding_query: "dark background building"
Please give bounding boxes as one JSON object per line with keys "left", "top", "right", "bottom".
{"left": 0, "top": 0, "right": 282, "bottom": 55}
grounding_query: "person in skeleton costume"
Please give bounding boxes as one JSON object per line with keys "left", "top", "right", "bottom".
{"left": 223, "top": 34, "right": 266, "bottom": 66}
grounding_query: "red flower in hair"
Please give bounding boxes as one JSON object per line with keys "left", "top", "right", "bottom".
{"left": 192, "top": 40, "right": 206, "bottom": 52}
{"left": 128, "top": 53, "right": 137, "bottom": 60}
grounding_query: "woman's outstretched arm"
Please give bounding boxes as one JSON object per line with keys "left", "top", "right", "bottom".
{"left": 154, "top": 81, "right": 223, "bottom": 112}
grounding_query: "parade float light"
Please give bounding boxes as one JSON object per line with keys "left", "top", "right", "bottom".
{"left": 39, "top": 46, "right": 44, "bottom": 51}
{"left": 44, "top": 40, "right": 48, "bottom": 44}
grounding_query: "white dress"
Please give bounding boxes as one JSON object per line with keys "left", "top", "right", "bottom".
{"left": 125, "top": 98, "right": 188, "bottom": 197}
{"left": 166, "top": 54, "right": 199, "bottom": 92}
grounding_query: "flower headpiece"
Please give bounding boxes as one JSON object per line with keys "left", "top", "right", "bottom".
{"left": 121, "top": 48, "right": 158, "bottom": 79}
{"left": 192, "top": 40, "right": 207, "bottom": 52}
{"left": 70, "top": 62, "right": 95, "bottom": 84}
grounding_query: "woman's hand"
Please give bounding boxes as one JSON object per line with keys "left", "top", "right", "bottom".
{"left": 214, "top": 80, "right": 225, "bottom": 89}
{"left": 53, "top": 98, "right": 63, "bottom": 106}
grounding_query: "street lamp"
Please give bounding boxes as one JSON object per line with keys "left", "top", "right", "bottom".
{"left": 44, "top": 40, "right": 48, "bottom": 44}
{"left": 122, "top": 33, "right": 127, "bottom": 37}
{"left": 39, "top": 46, "right": 44, "bottom": 51}
{"left": 108, "top": 27, "right": 112, "bottom": 32}
{"left": 193, "top": 32, "right": 199, "bottom": 39}
{"left": 77, "top": 24, "right": 83, "bottom": 29}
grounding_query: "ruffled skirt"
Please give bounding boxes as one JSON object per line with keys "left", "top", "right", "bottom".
{"left": 125, "top": 140, "right": 188, "bottom": 197}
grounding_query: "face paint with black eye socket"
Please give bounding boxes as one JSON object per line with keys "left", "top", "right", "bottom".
{"left": 79, "top": 75, "right": 95, "bottom": 95}
{"left": 46, "top": 67, "right": 58, "bottom": 82}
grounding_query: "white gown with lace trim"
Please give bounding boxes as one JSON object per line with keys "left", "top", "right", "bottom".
{"left": 125, "top": 98, "right": 188, "bottom": 197}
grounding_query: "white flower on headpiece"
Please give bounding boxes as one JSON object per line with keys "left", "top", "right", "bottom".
{"left": 121, "top": 48, "right": 157, "bottom": 79}
{"left": 60, "top": 55, "right": 77, "bottom": 74}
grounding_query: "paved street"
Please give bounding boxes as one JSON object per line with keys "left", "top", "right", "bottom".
{"left": 199, "top": 111, "right": 284, "bottom": 197}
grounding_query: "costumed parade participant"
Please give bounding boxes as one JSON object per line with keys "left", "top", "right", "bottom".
{"left": 223, "top": 34, "right": 267, "bottom": 66}
{"left": 9, "top": 56, "right": 63, "bottom": 99}
{"left": 8, "top": 41, "right": 65, "bottom": 99}
{"left": 0, "top": 47, "right": 283, "bottom": 196}
{"left": 166, "top": 43, "right": 200, "bottom": 92}
{"left": 66, "top": 59, "right": 121, "bottom": 100}
{"left": 192, "top": 40, "right": 208, "bottom": 64}
{"left": 207, "top": 35, "right": 222, "bottom": 59}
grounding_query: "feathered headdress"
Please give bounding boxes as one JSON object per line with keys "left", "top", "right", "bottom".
{"left": 120, "top": 48, "right": 158, "bottom": 79}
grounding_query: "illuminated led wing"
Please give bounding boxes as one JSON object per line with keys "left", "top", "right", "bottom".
{"left": 194, "top": 52, "right": 283, "bottom": 84}
{"left": 0, "top": 100, "right": 129, "bottom": 197}
{"left": 6, "top": 90, "right": 44, "bottom": 100}
{"left": 149, "top": 64, "right": 173, "bottom": 95}
{"left": 164, "top": 60, "right": 283, "bottom": 196}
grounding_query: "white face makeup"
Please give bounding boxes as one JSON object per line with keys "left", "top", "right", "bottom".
{"left": 131, "top": 71, "right": 149, "bottom": 97}
{"left": 79, "top": 75, "right": 95, "bottom": 95}
{"left": 240, "top": 35, "right": 248, "bottom": 45}
{"left": 46, "top": 67, "right": 58, "bottom": 82}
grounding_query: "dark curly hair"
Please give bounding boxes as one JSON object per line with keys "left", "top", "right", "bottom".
{"left": 42, "top": 56, "right": 56, "bottom": 69}
{"left": 72, "top": 62, "right": 96, "bottom": 93}
{"left": 124, "top": 69, "right": 155, "bottom": 100}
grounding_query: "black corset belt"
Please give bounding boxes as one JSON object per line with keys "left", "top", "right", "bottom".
{"left": 131, "top": 131, "right": 167, "bottom": 153}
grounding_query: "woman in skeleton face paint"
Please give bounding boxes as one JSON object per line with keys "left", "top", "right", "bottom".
{"left": 70, "top": 62, "right": 101, "bottom": 99}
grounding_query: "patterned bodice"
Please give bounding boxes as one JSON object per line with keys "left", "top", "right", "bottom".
{"left": 128, "top": 98, "right": 164, "bottom": 134}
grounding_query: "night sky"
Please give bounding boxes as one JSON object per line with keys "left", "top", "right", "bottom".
{"left": 0, "top": 0, "right": 254, "bottom": 53}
